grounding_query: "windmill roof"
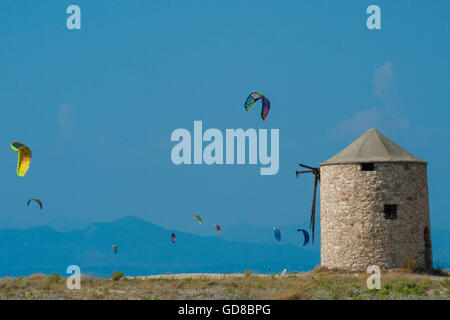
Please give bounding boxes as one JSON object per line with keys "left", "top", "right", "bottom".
{"left": 321, "top": 128, "right": 426, "bottom": 165}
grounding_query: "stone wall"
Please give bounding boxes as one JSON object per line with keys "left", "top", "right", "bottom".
{"left": 320, "top": 162, "right": 431, "bottom": 270}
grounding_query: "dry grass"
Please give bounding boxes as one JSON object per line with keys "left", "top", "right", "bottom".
{"left": 405, "top": 258, "right": 417, "bottom": 273}
{"left": 0, "top": 269, "right": 448, "bottom": 300}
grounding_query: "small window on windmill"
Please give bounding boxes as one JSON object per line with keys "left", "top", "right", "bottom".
{"left": 384, "top": 204, "right": 397, "bottom": 220}
{"left": 361, "top": 163, "right": 375, "bottom": 171}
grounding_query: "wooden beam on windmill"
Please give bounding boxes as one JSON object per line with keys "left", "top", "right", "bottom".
{"left": 295, "top": 163, "right": 320, "bottom": 245}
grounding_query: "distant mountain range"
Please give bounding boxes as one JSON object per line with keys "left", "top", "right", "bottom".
{"left": 0, "top": 216, "right": 447, "bottom": 277}
{"left": 0, "top": 216, "right": 319, "bottom": 277}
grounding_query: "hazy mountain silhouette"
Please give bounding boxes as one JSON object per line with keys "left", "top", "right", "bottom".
{"left": 0, "top": 216, "right": 320, "bottom": 277}
{"left": 219, "top": 220, "right": 320, "bottom": 249}
{"left": 1, "top": 217, "right": 447, "bottom": 277}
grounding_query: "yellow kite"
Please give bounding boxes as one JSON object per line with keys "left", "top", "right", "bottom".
{"left": 11, "top": 141, "right": 31, "bottom": 177}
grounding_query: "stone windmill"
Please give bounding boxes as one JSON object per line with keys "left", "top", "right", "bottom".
{"left": 298, "top": 128, "right": 433, "bottom": 270}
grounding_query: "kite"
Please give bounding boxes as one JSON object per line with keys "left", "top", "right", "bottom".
{"left": 213, "top": 224, "right": 221, "bottom": 233}
{"left": 27, "top": 198, "right": 43, "bottom": 209}
{"left": 244, "top": 92, "right": 270, "bottom": 120}
{"left": 273, "top": 226, "right": 281, "bottom": 241}
{"left": 112, "top": 245, "right": 118, "bottom": 254}
{"left": 170, "top": 232, "right": 176, "bottom": 243}
{"left": 297, "top": 229, "right": 310, "bottom": 246}
{"left": 11, "top": 141, "right": 32, "bottom": 177}
{"left": 193, "top": 215, "right": 202, "bottom": 224}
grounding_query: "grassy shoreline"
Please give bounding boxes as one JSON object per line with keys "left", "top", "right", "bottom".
{"left": 0, "top": 268, "right": 449, "bottom": 300}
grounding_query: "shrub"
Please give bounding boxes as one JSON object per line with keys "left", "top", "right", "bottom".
{"left": 405, "top": 258, "right": 416, "bottom": 273}
{"left": 440, "top": 279, "right": 450, "bottom": 290}
{"left": 111, "top": 271, "right": 124, "bottom": 281}
{"left": 432, "top": 262, "right": 449, "bottom": 276}
{"left": 378, "top": 283, "right": 393, "bottom": 296}
{"left": 393, "top": 280, "right": 430, "bottom": 296}
{"left": 48, "top": 273, "right": 61, "bottom": 285}
{"left": 244, "top": 270, "right": 252, "bottom": 277}
{"left": 346, "top": 287, "right": 360, "bottom": 298}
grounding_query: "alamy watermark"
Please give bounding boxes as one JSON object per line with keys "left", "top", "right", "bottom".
{"left": 66, "top": 265, "right": 81, "bottom": 290}
{"left": 65, "top": 5, "right": 380, "bottom": 31}
{"left": 170, "top": 121, "right": 279, "bottom": 175}
{"left": 366, "top": 265, "right": 381, "bottom": 290}
{"left": 66, "top": 5, "right": 81, "bottom": 30}
{"left": 366, "top": 5, "right": 381, "bottom": 30}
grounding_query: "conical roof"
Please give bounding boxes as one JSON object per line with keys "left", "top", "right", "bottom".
{"left": 321, "top": 128, "right": 426, "bottom": 165}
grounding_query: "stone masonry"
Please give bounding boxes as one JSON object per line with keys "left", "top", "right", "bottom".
{"left": 318, "top": 129, "right": 432, "bottom": 270}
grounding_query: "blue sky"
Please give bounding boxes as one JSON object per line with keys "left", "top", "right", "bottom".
{"left": 0, "top": 0, "right": 449, "bottom": 236}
